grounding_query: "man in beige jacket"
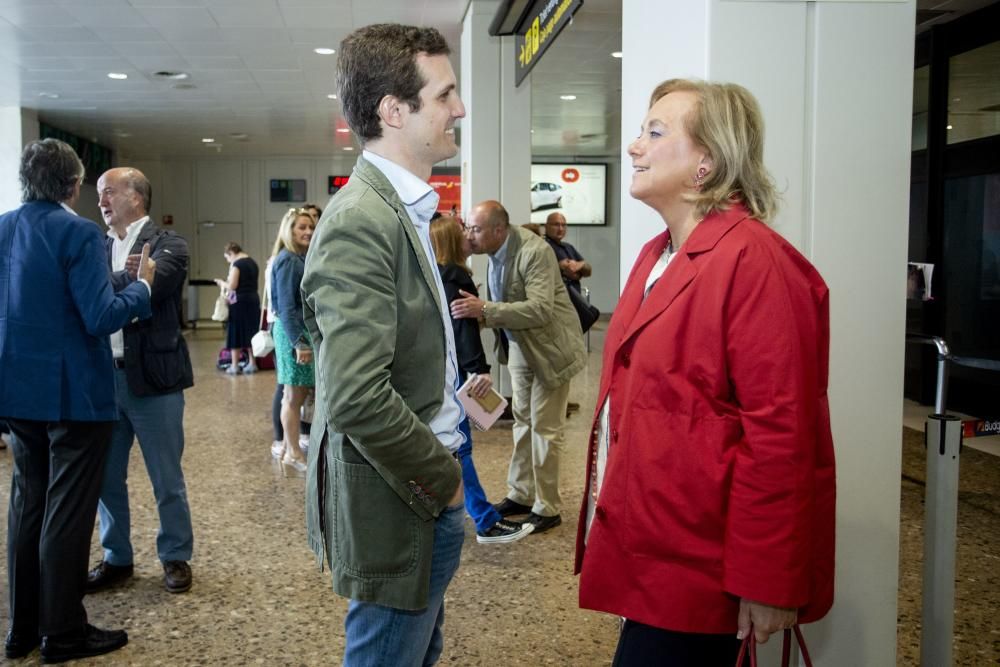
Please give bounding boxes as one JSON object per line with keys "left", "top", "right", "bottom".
{"left": 452, "top": 200, "right": 586, "bottom": 533}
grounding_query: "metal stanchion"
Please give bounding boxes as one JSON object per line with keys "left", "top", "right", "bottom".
{"left": 907, "top": 334, "right": 958, "bottom": 667}
{"left": 906, "top": 334, "right": 1000, "bottom": 665}
{"left": 922, "top": 412, "right": 961, "bottom": 667}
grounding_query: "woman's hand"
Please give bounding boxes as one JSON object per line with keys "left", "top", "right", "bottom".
{"left": 214, "top": 278, "right": 227, "bottom": 289}
{"left": 737, "top": 598, "right": 798, "bottom": 644}
{"left": 467, "top": 373, "right": 493, "bottom": 398}
{"left": 295, "top": 347, "right": 313, "bottom": 365}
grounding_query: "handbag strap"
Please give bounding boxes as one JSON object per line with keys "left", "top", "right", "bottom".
{"left": 736, "top": 626, "right": 813, "bottom": 667}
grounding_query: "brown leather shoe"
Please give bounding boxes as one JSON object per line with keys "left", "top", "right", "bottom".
{"left": 85, "top": 561, "right": 134, "bottom": 593}
{"left": 163, "top": 561, "right": 192, "bottom": 593}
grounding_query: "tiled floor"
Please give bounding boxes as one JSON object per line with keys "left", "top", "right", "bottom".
{"left": 0, "top": 325, "right": 996, "bottom": 665}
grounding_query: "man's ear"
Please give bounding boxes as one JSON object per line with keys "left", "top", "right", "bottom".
{"left": 377, "top": 94, "right": 405, "bottom": 131}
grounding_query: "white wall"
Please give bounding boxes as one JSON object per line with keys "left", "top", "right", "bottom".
{"left": 622, "top": 0, "right": 915, "bottom": 664}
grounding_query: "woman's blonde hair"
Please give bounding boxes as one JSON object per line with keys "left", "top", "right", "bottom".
{"left": 650, "top": 79, "right": 779, "bottom": 223}
{"left": 429, "top": 216, "right": 470, "bottom": 273}
{"left": 271, "top": 207, "right": 314, "bottom": 257}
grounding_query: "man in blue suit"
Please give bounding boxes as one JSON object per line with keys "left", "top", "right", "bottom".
{"left": 0, "top": 139, "right": 155, "bottom": 663}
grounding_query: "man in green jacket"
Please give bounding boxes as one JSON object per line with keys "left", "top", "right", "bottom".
{"left": 301, "top": 24, "right": 466, "bottom": 666}
{"left": 453, "top": 200, "right": 587, "bottom": 534}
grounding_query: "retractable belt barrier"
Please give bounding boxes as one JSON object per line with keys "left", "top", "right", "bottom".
{"left": 905, "top": 334, "right": 1000, "bottom": 667}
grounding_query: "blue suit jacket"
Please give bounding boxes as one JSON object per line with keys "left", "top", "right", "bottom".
{"left": 0, "top": 201, "right": 152, "bottom": 421}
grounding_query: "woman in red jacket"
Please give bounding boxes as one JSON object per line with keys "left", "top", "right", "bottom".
{"left": 576, "top": 79, "right": 835, "bottom": 665}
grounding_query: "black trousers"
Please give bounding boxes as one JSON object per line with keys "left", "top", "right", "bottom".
{"left": 613, "top": 619, "right": 745, "bottom": 667}
{"left": 6, "top": 418, "right": 113, "bottom": 637}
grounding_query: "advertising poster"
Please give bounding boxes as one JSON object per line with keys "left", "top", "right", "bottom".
{"left": 429, "top": 173, "right": 461, "bottom": 216}
{"left": 529, "top": 164, "right": 606, "bottom": 225}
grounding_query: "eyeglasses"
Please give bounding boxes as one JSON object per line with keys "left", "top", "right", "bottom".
{"left": 462, "top": 224, "right": 485, "bottom": 234}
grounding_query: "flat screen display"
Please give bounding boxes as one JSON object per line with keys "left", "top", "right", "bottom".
{"left": 529, "top": 164, "right": 606, "bottom": 225}
{"left": 270, "top": 179, "right": 306, "bottom": 202}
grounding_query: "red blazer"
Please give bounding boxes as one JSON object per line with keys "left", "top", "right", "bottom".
{"left": 575, "top": 204, "right": 835, "bottom": 634}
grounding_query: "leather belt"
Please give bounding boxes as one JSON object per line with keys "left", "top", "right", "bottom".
{"left": 113, "top": 358, "right": 126, "bottom": 369}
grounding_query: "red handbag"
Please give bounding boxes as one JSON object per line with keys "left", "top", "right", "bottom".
{"left": 736, "top": 625, "right": 813, "bottom": 667}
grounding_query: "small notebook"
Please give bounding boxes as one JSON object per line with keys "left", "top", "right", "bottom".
{"left": 457, "top": 376, "right": 508, "bottom": 431}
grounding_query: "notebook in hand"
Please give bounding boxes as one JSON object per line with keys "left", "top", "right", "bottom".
{"left": 457, "top": 376, "right": 508, "bottom": 431}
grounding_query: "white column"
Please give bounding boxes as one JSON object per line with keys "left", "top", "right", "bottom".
{"left": 1, "top": 108, "right": 27, "bottom": 211}
{"left": 462, "top": 1, "right": 533, "bottom": 395}
{"left": 621, "top": 1, "right": 915, "bottom": 664}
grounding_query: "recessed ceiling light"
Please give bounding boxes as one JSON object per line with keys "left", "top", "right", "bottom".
{"left": 38, "top": 92, "right": 59, "bottom": 99}
{"left": 202, "top": 138, "right": 215, "bottom": 143}
{"left": 114, "top": 130, "right": 131, "bottom": 138}
{"left": 107, "top": 72, "right": 128, "bottom": 80}
{"left": 560, "top": 94, "right": 576, "bottom": 101}
{"left": 314, "top": 47, "right": 336, "bottom": 55}
{"left": 154, "top": 71, "right": 189, "bottom": 80}
{"left": 946, "top": 125, "right": 953, "bottom": 130}
{"left": 611, "top": 51, "right": 623, "bottom": 58}
{"left": 327, "top": 94, "right": 338, "bottom": 100}
{"left": 336, "top": 128, "right": 350, "bottom": 133}
{"left": 342, "top": 147, "right": 354, "bottom": 151}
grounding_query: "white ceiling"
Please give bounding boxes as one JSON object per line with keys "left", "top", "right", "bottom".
{"left": 0, "top": 0, "right": 622, "bottom": 160}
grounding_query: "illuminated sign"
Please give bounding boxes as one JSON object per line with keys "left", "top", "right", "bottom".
{"left": 514, "top": 0, "right": 584, "bottom": 86}
{"left": 328, "top": 175, "right": 351, "bottom": 194}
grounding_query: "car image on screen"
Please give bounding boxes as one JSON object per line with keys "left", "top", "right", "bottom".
{"left": 530, "top": 181, "right": 563, "bottom": 211}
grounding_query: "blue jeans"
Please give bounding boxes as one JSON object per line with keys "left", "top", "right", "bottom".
{"left": 457, "top": 418, "right": 502, "bottom": 533}
{"left": 343, "top": 504, "right": 465, "bottom": 667}
{"left": 96, "top": 369, "right": 194, "bottom": 565}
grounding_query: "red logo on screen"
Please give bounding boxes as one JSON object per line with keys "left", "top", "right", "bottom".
{"left": 561, "top": 168, "right": 580, "bottom": 183}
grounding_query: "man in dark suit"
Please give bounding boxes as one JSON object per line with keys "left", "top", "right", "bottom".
{"left": 86, "top": 167, "right": 195, "bottom": 595}
{"left": 0, "top": 139, "right": 154, "bottom": 662}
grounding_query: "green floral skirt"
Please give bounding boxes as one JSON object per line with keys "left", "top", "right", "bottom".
{"left": 272, "top": 318, "right": 315, "bottom": 387}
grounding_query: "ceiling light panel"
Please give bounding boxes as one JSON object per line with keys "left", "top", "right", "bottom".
{"left": 132, "top": 7, "right": 218, "bottom": 30}
{"left": 208, "top": 4, "right": 283, "bottom": 28}
{"left": 0, "top": 5, "right": 77, "bottom": 28}
{"left": 279, "top": 4, "right": 350, "bottom": 28}
{"left": 59, "top": 2, "right": 147, "bottom": 28}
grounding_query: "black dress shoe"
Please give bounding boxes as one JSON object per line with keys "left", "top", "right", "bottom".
{"left": 163, "top": 560, "right": 192, "bottom": 593}
{"left": 86, "top": 561, "right": 134, "bottom": 593}
{"left": 40, "top": 624, "right": 127, "bottom": 664}
{"left": 527, "top": 512, "right": 562, "bottom": 534}
{"left": 5, "top": 629, "right": 39, "bottom": 659}
{"left": 493, "top": 498, "right": 533, "bottom": 517}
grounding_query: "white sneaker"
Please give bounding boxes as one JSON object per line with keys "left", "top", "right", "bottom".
{"left": 476, "top": 519, "right": 535, "bottom": 544}
{"left": 270, "top": 440, "right": 284, "bottom": 459}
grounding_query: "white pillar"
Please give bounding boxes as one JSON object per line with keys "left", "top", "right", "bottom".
{"left": 0, "top": 108, "right": 34, "bottom": 211}
{"left": 621, "top": 1, "right": 914, "bottom": 664}
{"left": 462, "top": 0, "right": 533, "bottom": 394}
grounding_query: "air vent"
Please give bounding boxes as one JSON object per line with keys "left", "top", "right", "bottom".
{"left": 154, "top": 71, "right": 190, "bottom": 80}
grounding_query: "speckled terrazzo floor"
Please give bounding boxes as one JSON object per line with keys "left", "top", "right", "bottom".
{"left": 1, "top": 326, "right": 997, "bottom": 666}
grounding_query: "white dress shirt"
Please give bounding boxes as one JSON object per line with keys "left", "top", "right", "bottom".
{"left": 108, "top": 216, "right": 150, "bottom": 359}
{"left": 363, "top": 150, "right": 466, "bottom": 453}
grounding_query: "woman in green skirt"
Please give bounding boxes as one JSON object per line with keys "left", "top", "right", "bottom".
{"left": 269, "top": 207, "right": 316, "bottom": 473}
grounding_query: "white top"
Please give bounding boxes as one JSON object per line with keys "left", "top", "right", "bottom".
{"left": 108, "top": 216, "right": 150, "bottom": 359}
{"left": 585, "top": 242, "right": 677, "bottom": 541}
{"left": 363, "top": 150, "right": 465, "bottom": 453}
